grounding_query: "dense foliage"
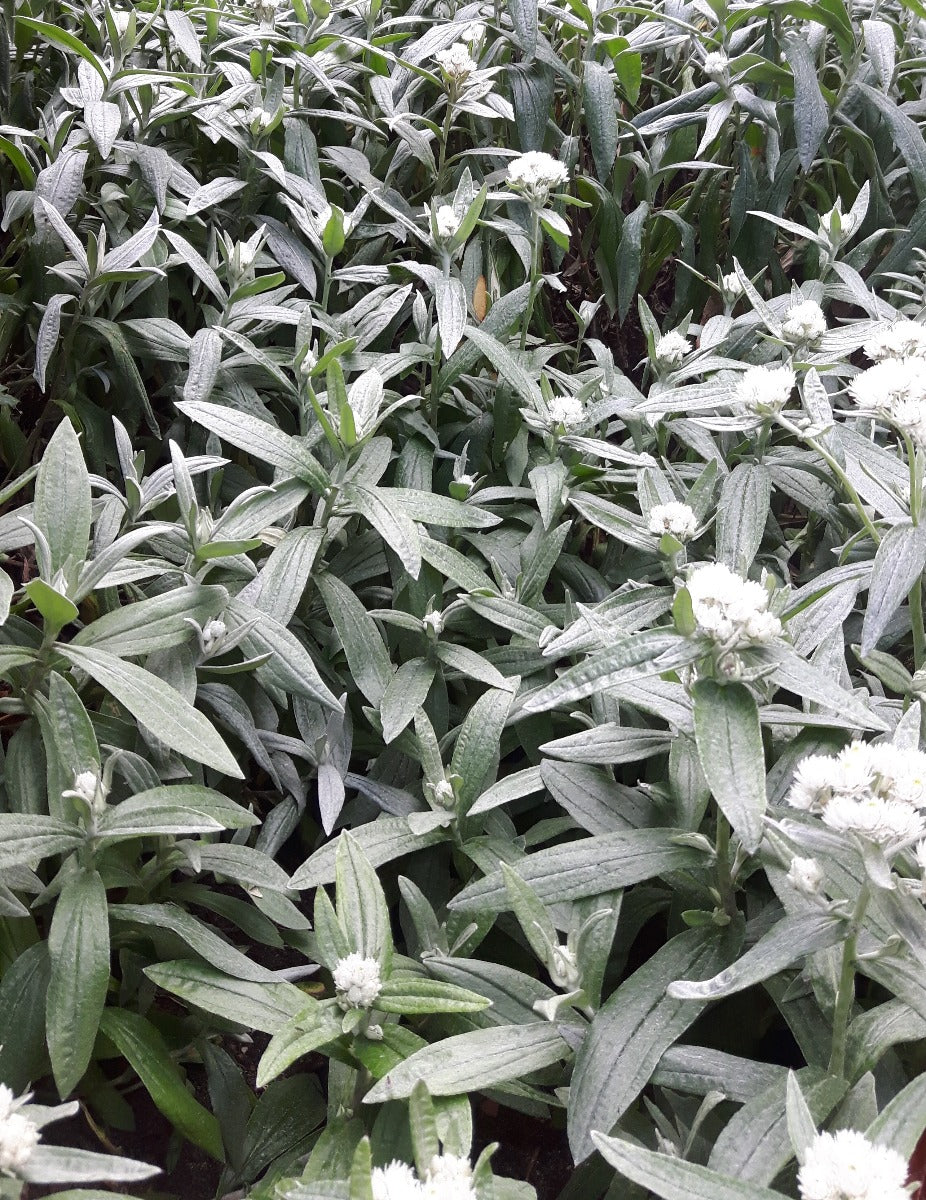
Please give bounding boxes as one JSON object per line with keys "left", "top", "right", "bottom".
{"left": 5, "top": 0, "right": 926, "bottom": 1196}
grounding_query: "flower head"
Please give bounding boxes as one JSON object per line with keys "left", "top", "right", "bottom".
{"left": 422, "top": 610, "right": 444, "bottom": 635}
{"left": 372, "top": 1160, "right": 423, "bottom": 1200}
{"left": 434, "top": 204, "right": 460, "bottom": 241}
{"left": 864, "top": 320, "right": 926, "bottom": 362}
{"left": 72, "top": 770, "right": 100, "bottom": 805}
{"left": 422, "top": 1154, "right": 477, "bottom": 1200}
{"left": 787, "top": 856, "right": 824, "bottom": 896}
{"left": 332, "top": 952, "right": 382, "bottom": 1010}
{"left": 506, "top": 152, "right": 569, "bottom": 205}
{"left": 648, "top": 501, "right": 697, "bottom": 540}
{"left": 781, "top": 299, "right": 826, "bottom": 344}
{"left": 202, "top": 619, "right": 227, "bottom": 655}
{"left": 797, "top": 1128, "right": 910, "bottom": 1200}
{"left": 734, "top": 365, "right": 796, "bottom": 415}
{"left": 255, "top": 0, "right": 284, "bottom": 26}
{"left": 549, "top": 395, "right": 584, "bottom": 429}
{"left": 434, "top": 43, "right": 478, "bottom": 81}
{"left": 721, "top": 271, "right": 743, "bottom": 303}
{"left": 0, "top": 1089, "right": 40, "bottom": 1176}
{"left": 684, "top": 562, "right": 782, "bottom": 648}
{"left": 654, "top": 331, "right": 691, "bottom": 367}
{"left": 849, "top": 358, "right": 926, "bottom": 446}
{"left": 786, "top": 740, "right": 926, "bottom": 850}
{"left": 702, "top": 51, "right": 729, "bottom": 79}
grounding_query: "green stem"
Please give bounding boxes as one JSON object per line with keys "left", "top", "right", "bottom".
{"left": 714, "top": 813, "right": 738, "bottom": 920}
{"left": 828, "top": 883, "right": 870, "bottom": 1078}
{"left": 519, "top": 207, "right": 542, "bottom": 352}
{"left": 436, "top": 99, "right": 454, "bottom": 192}
{"left": 777, "top": 415, "right": 880, "bottom": 546}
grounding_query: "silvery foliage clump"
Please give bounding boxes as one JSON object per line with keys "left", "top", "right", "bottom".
{"left": 5, "top": 0, "right": 926, "bottom": 1194}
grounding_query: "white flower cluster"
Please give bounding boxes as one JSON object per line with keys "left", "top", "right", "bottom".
{"left": 71, "top": 769, "right": 100, "bottom": 805}
{"left": 0, "top": 1085, "right": 40, "bottom": 1175}
{"left": 850, "top": 359, "right": 926, "bottom": 444}
{"left": 702, "top": 51, "right": 729, "bottom": 79}
{"left": 371, "top": 1153, "right": 477, "bottom": 1200}
{"left": 781, "top": 299, "right": 826, "bottom": 344}
{"left": 648, "top": 501, "right": 697, "bottom": 540}
{"left": 548, "top": 395, "right": 584, "bottom": 429}
{"left": 787, "top": 740, "right": 926, "bottom": 848}
{"left": 797, "top": 1129, "right": 910, "bottom": 1200}
{"left": 332, "top": 952, "right": 382, "bottom": 1010}
{"left": 654, "top": 331, "right": 691, "bottom": 367}
{"left": 506, "top": 152, "right": 569, "bottom": 205}
{"left": 864, "top": 319, "right": 926, "bottom": 362}
{"left": 734, "top": 365, "right": 796, "bottom": 415}
{"left": 685, "top": 562, "right": 782, "bottom": 647}
{"left": 434, "top": 204, "right": 460, "bottom": 240}
{"left": 434, "top": 43, "right": 478, "bottom": 81}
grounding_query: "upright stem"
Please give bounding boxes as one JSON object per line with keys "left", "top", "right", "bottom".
{"left": 436, "top": 100, "right": 454, "bottom": 192}
{"left": 519, "top": 207, "right": 542, "bottom": 352}
{"left": 829, "top": 883, "right": 870, "bottom": 1078}
{"left": 714, "top": 813, "right": 738, "bottom": 920}
{"left": 903, "top": 432, "right": 925, "bottom": 671}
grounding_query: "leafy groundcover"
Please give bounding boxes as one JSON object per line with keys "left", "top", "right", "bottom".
{"left": 6, "top": 0, "right": 926, "bottom": 1197}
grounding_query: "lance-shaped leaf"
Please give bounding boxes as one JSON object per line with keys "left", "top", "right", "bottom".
{"left": 60, "top": 645, "right": 242, "bottom": 777}
{"left": 33, "top": 416, "right": 91, "bottom": 572}
{"left": 569, "top": 927, "right": 738, "bottom": 1162}
{"left": 693, "top": 679, "right": 767, "bottom": 853}
{"left": 364, "top": 1024, "right": 567, "bottom": 1103}
{"left": 46, "top": 870, "right": 110, "bottom": 1096}
{"left": 861, "top": 519, "right": 926, "bottom": 656}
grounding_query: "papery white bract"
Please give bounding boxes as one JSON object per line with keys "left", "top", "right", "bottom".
{"left": 849, "top": 358, "right": 926, "bottom": 445}
{"left": 332, "top": 952, "right": 382, "bottom": 1010}
{"left": 702, "top": 51, "right": 729, "bottom": 78}
{"left": 797, "top": 1129, "right": 910, "bottom": 1200}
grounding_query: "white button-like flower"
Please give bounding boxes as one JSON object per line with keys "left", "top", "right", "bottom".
{"left": 422, "top": 611, "right": 444, "bottom": 635}
{"left": 434, "top": 204, "right": 460, "bottom": 241}
{"left": 549, "top": 395, "right": 585, "bottom": 429}
{"left": 734, "top": 365, "right": 796, "bottom": 415}
{"left": 422, "top": 1153, "right": 477, "bottom": 1200}
{"left": 0, "top": 1090, "right": 40, "bottom": 1175}
{"left": 202, "top": 619, "right": 227, "bottom": 654}
{"left": 781, "top": 299, "right": 826, "bottom": 343}
{"left": 372, "top": 1160, "right": 423, "bottom": 1200}
{"left": 797, "top": 1129, "right": 910, "bottom": 1200}
{"left": 433, "top": 779, "right": 455, "bottom": 808}
{"left": 434, "top": 42, "right": 478, "bottom": 80}
{"left": 72, "top": 770, "right": 100, "bottom": 805}
{"left": 864, "top": 320, "right": 926, "bottom": 362}
{"left": 702, "top": 50, "right": 729, "bottom": 78}
{"left": 654, "top": 331, "right": 691, "bottom": 367}
{"left": 786, "top": 856, "right": 824, "bottom": 896}
{"left": 684, "top": 562, "right": 782, "bottom": 648}
{"left": 721, "top": 271, "right": 743, "bottom": 302}
{"left": 506, "top": 151, "right": 569, "bottom": 205}
{"left": 332, "top": 953, "right": 382, "bottom": 1010}
{"left": 648, "top": 501, "right": 697, "bottom": 540}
